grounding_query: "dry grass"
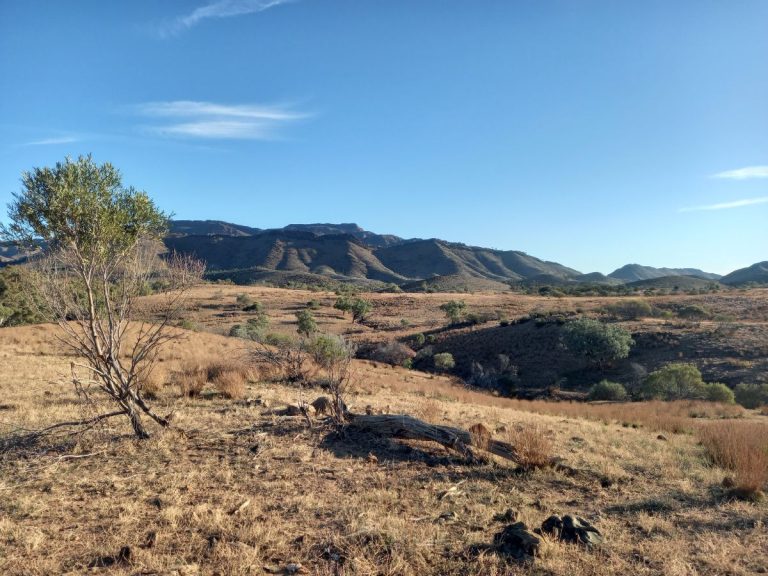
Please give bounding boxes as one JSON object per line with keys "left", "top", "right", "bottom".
{"left": 503, "top": 422, "right": 554, "bottom": 470}
{"left": 698, "top": 421, "right": 768, "bottom": 498}
{"left": 2, "top": 298, "right": 768, "bottom": 575}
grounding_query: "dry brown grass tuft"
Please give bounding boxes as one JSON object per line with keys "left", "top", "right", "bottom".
{"left": 698, "top": 421, "right": 768, "bottom": 498}
{"left": 210, "top": 367, "right": 248, "bottom": 399}
{"left": 172, "top": 360, "right": 209, "bottom": 397}
{"left": 139, "top": 366, "right": 166, "bottom": 399}
{"left": 760, "top": 405, "right": 768, "bottom": 416}
{"left": 504, "top": 422, "right": 554, "bottom": 470}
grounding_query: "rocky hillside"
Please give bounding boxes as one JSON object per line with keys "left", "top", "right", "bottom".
{"left": 720, "top": 261, "right": 768, "bottom": 286}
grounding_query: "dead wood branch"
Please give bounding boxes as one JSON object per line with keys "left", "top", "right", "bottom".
{"left": 345, "top": 414, "right": 521, "bottom": 463}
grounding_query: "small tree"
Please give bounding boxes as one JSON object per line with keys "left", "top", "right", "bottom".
{"left": 439, "top": 300, "right": 466, "bottom": 324}
{"left": 642, "top": 363, "right": 707, "bottom": 400}
{"left": 295, "top": 309, "right": 318, "bottom": 337}
{"left": 308, "top": 333, "right": 356, "bottom": 423}
{"left": 733, "top": 383, "right": 768, "bottom": 409}
{"left": 704, "top": 383, "right": 735, "bottom": 404}
{"left": 1, "top": 155, "right": 203, "bottom": 439}
{"left": 349, "top": 297, "right": 372, "bottom": 323}
{"left": 588, "top": 380, "right": 628, "bottom": 401}
{"left": 562, "top": 318, "right": 634, "bottom": 368}
{"left": 433, "top": 352, "right": 456, "bottom": 372}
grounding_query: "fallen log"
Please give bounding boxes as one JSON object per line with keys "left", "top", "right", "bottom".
{"left": 345, "top": 414, "right": 520, "bottom": 464}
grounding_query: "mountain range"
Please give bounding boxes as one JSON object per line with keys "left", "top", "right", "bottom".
{"left": 2, "top": 220, "right": 764, "bottom": 288}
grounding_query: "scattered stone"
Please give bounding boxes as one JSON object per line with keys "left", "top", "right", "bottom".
{"left": 311, "top": 396, "right": 333, "bottom": 415}
{"left": 493, "top": 522, "right": 542, "bottom": 559}
{"left": 492, "top": 508, "right": 518, "bottom": 523}
{"left": 539, "top": 514, "right": 603, "bottom": 548}
{"left": 436, "top": 511, "right": 459, "bottom": 523}
{"left": 657, "top": 434, "right": 668, "bottom": 441}
{"left": 88, "top": 546, "right": 132, "bottom": 568}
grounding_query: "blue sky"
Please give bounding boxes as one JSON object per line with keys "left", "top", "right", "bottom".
{"left": 1, "top": 0, "right": 766, "bottom": 275}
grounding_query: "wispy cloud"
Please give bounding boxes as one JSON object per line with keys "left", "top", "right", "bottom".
{"left": 135, "top": 100, "right": 309, "bottom": 140}
{"left": 679, "top": 196, "right": 768, "bottom": 212}
{"left": 711, "top": 166, "right": 768, "bottom": 180}
{"left": 22, "top": 136, "right": 80, "bottom": 146}
{"left": 159, "top": 0, "right": 294, "bottom": 36}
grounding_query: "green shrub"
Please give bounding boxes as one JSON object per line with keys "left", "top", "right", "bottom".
{"left": 295, "top": 309, "right": 318, "bottom": 337}
{"left": 439, "top": 300, "right": 466, "bottom": 324}
{"left": 588, "top": 380, "right": 629, "bottom": 401}
{"left": 236, "top": 293, "right": 254, "bottom": 307}
{"left": 562, "top": 318, "right": 634, "bottom": 368}
{"left": 703, "top": 382, "right": 735, "bottom": 404}
{"left": 433, "top": 352, "right": 456, "bottom": 372}
{"left": 733, "top": 383, "right": 768, "bottom": 409}
{"left": 413, "top": 333, "right": 426, "bottom": 347}
{"left": 242, "top": 301, "right": 264, "bottom": 313}
{"left": 642, "top": 363, "right": 707, "bottom": 400}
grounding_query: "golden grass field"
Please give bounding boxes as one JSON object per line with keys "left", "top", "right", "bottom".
{"left": 1, "top": 286, "right": 767, "bottom": 575}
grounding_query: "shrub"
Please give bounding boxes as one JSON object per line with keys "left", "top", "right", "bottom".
{"left": 439, "top": 300, "right": 466, "bottom": 324}
{"left": 173, "top": 361, "right": 209, "bottom": 397}
{"left": 588, "top": 380, "right": 628, "bottom": 401}
{"left": 349, "top": 298, "right": 372, "bottom": 323}
{"left": 603, "top": 299, "right": 653, "bottom": 320}
{"left": 433, "top": 352, "right": 456, "bottom": 372}
{"left": 562, "top": 318, "right": 634, "bottom": 368}
{"left": 229, "top": 317, "right": 269, "bottom": 341}
{"left": 236, "top": 293, "right": 254, "bottom": 307}
{"left": 642, "top": 363, "right": 707, "bottom": 400}
{"left": 371, "top": 341, "right": 415, "bottom": 367}
{"left": 504, "top": 423, "right": 554, "bottom": 470}
{"left": 211, "top": 369, "right": 246, "bottom": 399}
{"left": 704, "top": 382, "right": 735, "bottom": 404}
{"left": 242, "top": 301, "right": 264, "bottom": 313}
{"left": 733, "top": 383, "right": 768, "bottom": 409}
{"left": 677, "top": 304, "right": 711, "bottom": 320}
{"left": 413, "top": 333, "right": 426, "bottom": 348}
{"left": 295, "top": 309, "right": 318, "bottom": 337}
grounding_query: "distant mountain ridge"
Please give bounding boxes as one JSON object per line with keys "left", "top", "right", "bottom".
{"left": 608, "top": 263, "right": 721, "bottom": 282}
{"left": 720, "top": 261, "right": 768, "bottom": 286}
{"left": 2, "top": 219, "right": 759, "bottom": 289}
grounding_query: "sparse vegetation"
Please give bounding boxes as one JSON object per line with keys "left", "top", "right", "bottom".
{"left": 433, "top": 352, "right": 456, "bottom": 372}
{"left": 588, "top": 380, "right": 629, "bottom": 401}
{"left": 439, "top": 299, "right": 466, "bottom": 324}
{"left": 562, "top": 318, "right": 634, "bottom": 368}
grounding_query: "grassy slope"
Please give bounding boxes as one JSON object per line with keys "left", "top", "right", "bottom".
{"left": 1, "top": 318, "right": 767, "bottom": 575}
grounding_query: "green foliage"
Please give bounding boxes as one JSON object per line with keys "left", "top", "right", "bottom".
{"left": 0, "top": 265, "right": 46, "bottom": 326}
{"left": 588, "top": 380, "right": 629, "bottom": 401}
{"left": 1, "top": 155, "right": 167, "bottom": 257}
{"left": 229, "top": 316, "right": 270, "bottom": 341}
{"left": 433, "top": 352, "right": 456, "bottom": 372}
{"left": 413, "top": 333, "right": 426, "bottom": 347}
{"left": 236, "top": 293, "right": 254, "bottom": 307}
{"left": 348, "top": 298, "right": 372, "bottom": 323}
{"left": 439, "top": 300, "right": 466, "bottom": 324}
{"left": 603, "top": 299, "right": 653, "bottom": 320}
{"left": 308, "top": 333, "right": 353, "bottom": 369}
{"left": 295, "top": 309, "right": 318, "bottom": 337}
{"left": 642, "top": 363, "right": 707, "bottom": 400}
{"left": 733, "top": 383, "right": 768, "bottom": 409}
{"left": 306, "top": 299, "right": 321, "bottom": 310}
{"left": 562, "top": 318, "right": 634, "bottom": 367}
{"left": 703, "top": 382, "right": 735, "bottom": 404}
{"left": 334, "top": 296, "right": 352, "bottom": 314}
{"left": 242, "top": 301, "right": 264, "bottom": 313}
{"left": 676, "top": 304, "right": 711, "bottom": 320}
